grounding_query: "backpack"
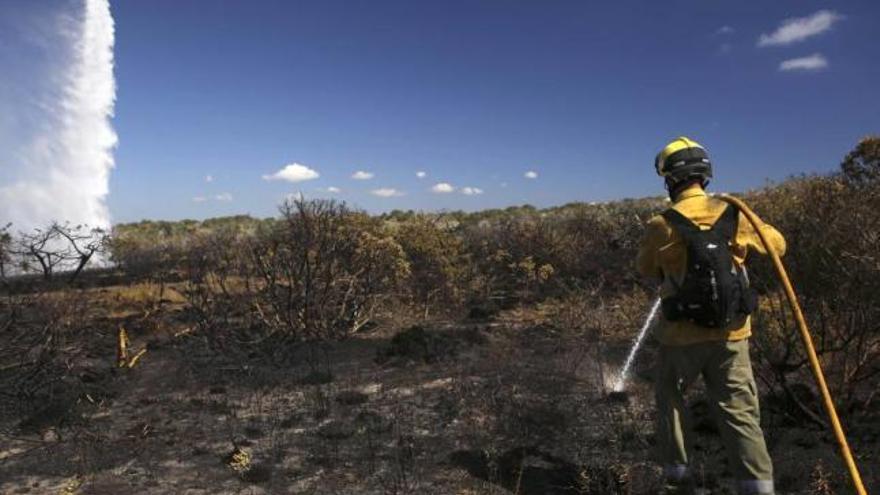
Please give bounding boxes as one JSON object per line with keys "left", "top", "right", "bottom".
{"left": 660, "top": 204, "right": 758, "bottom": 329}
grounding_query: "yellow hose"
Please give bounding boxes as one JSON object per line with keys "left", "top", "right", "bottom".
{"left": 718, "top": 194, "right": 867, "bottom": 495}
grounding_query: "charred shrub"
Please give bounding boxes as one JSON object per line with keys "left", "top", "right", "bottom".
{"left": 0, "top": 287, "right": 91, "bottom": 420}
{"left": 376, "top": 325, "right": 487, "bottom": 366}
{"left": 249, "top": 199, "right": 409, "bottom": 355}
{"left": 746, "top": 139, "right": 880, "bottom": 420}
{"left": 179, "top": 225, "right": 257, "bottom": 353}
{"left": 466, "top": 298, "right": 501, "bottom": 321}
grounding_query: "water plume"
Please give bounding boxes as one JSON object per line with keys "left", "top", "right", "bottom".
{"left": 0, "top": 0, "right": 117, "bottom": 233}
{"left": 611, "top": 297, "right": 661, "bottom": 393}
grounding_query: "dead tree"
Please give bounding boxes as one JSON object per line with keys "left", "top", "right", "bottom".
{"left": 52, "top": 223, "right": 108, "bottom": 283}
{"left": 0, "top": 223, "right": 11, "bottom": 283}
{"left": 12, "top": 225, "right": 67, "bottom": 281}
{"left": 9, "top": 223, "right": 106, "bottom": 283}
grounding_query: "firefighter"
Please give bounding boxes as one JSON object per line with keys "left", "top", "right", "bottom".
{"left": 637, "top": 137, "right": 786, "bottom": 495}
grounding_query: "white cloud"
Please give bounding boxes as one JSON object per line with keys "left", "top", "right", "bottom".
{"left": 500, "top": 182, "right": 508, "bottom": 188}
{"left": 524, "top": 171, "right": 538, "bottom": 179}
{"left": 371, "top": 188, "right": 404, "bottom": 197}
{"left": 193, "top": 193, "right": 232, "bottom": 202}
{"left": 431, "top": 182, "right": 455, "bottom": 194}
{"left": 758, "top": 10, "right": 843, "bottom": 47}
{"left": 263, "top": 162, "right": 320, "bottom": 182}
{"left": 205, "top": 174, "right": 214, "bottom": 183}
{"left": 416, "top": 171, "right": 427, "bottom": 179}
{"left": 716, "top": 26, "right": 735, "bottom": 35}
{"left": 779, "top": 53, "right": 828, "bottom": 71}
{"left": 352, "top": 170, "right": 374, "bottom": 180}
{"left": 314, "top": 186, "right": 341, "bottom": 195}
{"left": 461, "top": 187, "right": 484, "bottom": 196}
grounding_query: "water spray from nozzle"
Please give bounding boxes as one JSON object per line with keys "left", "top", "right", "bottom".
{"left": 611, "top": 297, "right": 662, "bottom": 393}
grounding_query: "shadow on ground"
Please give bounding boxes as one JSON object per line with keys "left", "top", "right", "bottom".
{"left": 451, "top": 446, "right": 581, "bottom": 494}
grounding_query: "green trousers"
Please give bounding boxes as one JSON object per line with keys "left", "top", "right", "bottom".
{"left": 655, "top": 339, "right": 774, "bottom": 495}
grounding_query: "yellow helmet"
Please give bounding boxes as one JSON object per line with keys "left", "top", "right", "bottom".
{"left": 655, "top": 136, "right": 713, "bottom": 184}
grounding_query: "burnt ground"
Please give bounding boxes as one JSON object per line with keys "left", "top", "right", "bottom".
{"left": 0, "top": 290, "right": 878, "bottom": 494}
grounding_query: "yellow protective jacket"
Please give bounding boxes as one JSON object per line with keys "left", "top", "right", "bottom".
{"left": 636, "top": 185, "right": 787, "bottom": 346}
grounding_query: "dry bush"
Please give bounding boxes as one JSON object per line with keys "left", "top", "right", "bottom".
{"left": 462, "top": 214, "right": 565, "bottom": 305}
{"left": 553, "top": 199, "right": 661, "bottom": 292}
{"left": 108, "top": 227, "right": 188, "bottom": 306}
{"left": 392, "top": 215, "right": 466, "bottom": 319}
{"left": 840, "top": 135, "right": 880, "bottom": 187}
{"left": 0, "top": 287, "right": 90, "bottom": 420}
{"left": 459, "top": 198, "right": 659, "bottom": 310}
{"left": 179, "top": 226, "right": 256, "bottom": 353}
{"left": 247, "top": 199, "right": 410, "bottom": 360}
{"left": 0, "top": 223, "right": 12, "bottom": 281}
{"left": 746, "top": 144, "right": 880, "bottom": 420}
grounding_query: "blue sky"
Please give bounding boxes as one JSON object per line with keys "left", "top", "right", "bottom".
{"left": 12, "top": 1, "right": 880, "bottom": 222}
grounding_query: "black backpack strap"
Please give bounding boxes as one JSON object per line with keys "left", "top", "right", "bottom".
{"left": 662, "top": 208, "right": 701, "bottom": 234}
{"left": 711, "top": 204, "right": 740, "bottom": 240}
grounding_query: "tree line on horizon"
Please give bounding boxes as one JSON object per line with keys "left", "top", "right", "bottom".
{"left": 1, "top": 136, "right": 879, "bottom": 420}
